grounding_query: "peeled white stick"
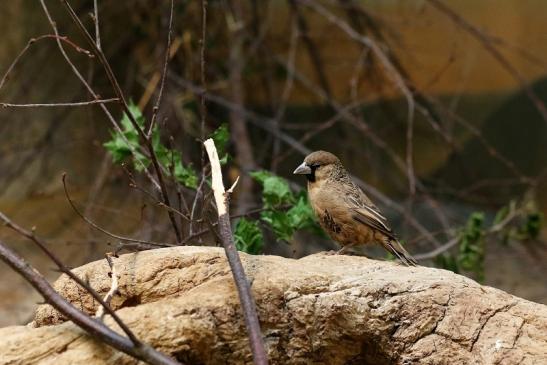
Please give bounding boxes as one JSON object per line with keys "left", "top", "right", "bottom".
{"left": 204, "top": 139, "right": 228, "bottom": 215}
{"left": 203, "top": 138, "right": 268, "bottom": 365}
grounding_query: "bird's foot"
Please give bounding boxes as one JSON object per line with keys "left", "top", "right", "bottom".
{"left": 336, "top": 246, "right": 354, "bottom": 255}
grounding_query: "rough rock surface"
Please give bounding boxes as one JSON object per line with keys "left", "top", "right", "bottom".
{"left": 0, "top": 246, "right": 545, "bottom": 364}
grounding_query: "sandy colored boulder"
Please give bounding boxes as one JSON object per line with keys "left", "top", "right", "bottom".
{"left": 0, "top": 246, "right": 545, "bottom": 364}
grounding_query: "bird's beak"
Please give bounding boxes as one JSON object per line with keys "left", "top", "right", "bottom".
{"left": 293, "top": 162, "right": 312, "bottom": 175}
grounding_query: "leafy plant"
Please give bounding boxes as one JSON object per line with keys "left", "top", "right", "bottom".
{"left": 210, "top": 123, "right": 229, "bottom": 165}
{"left": 103, "top": 101, "right": 149, "bottom": 170}
{"left": 435, "top": 253, "right": 459, "bottom": 274}
{"left": 254, "top": 171, "right": 319, "bottom": 242}
{"left": 104, "top": 101, "right": 199, "bottom": 188}
{"left": 231, "top": 171, "right": 320, "bottom": 254}
{"left": 234, "top": 218, "right": 264, "bottom": 254}
{"left": 457, "top": 212, "right": 485, "bottom": 282}
{"left": 250, "top": 171, "right": 295, "bottom": 209}
{"left": 434, "top": 200, "right": 543, "bottom": 282}
{"left": 517, "top": 212, "right": 543, "bottom": 240}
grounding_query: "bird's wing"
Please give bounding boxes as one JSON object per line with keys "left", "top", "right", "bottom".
{"left": 347, "top": 189, "right": 397, "bottom": 240}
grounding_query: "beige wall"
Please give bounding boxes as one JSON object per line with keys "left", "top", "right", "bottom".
{"left": 265, "top": 0, "right": 547, "bottom": 103}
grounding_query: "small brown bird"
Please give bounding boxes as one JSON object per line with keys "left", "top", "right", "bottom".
{"left": 294, "top": 151, "right": 417, "bottom": 266}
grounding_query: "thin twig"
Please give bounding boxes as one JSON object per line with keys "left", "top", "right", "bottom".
{"left": 203, "top": 139, "right": 268, "bottom": 365}
{"left": 426, "top": 0, "right": 547, "bottom": 125}
{"left": 62, "top": 174, "right": 174, "bottom": 248}
{"left": 60, "top": 0, "right": 182, "bottom": 242}
{"left": 190, "top": 0, "right": 209, "bottom": 238}
{"left": 289, "top": 0, "right": 332, "bottom": 98}
{"left": 189, "top": 174, "right": 208, "bottom": 237}
{"left": 271, "top": 15, "right": 299, "bottom": 170}
{"left": 199, "top": 0, "right": 208, "bottom": 144}
{"left": 0, "top": 238, "right": 180, "bottom": 365}
{"left": 93, "top": 0, "right": 101, "bottom": 50}
{"left": 0, "top": 98, "right": 119, "bottom": 108}
{"left": 181, "top": 205, "right": 274, "bottom": 245}
{"left": 0, "top": 34, "right": 92, "bottom": 92}
{"left": 414, "top": 203, "right": 521, "bottom": 260}
{"left": 299, "top": 0, "right": 417, "bottom": 193}
{"left": 414, "top": 237, "right": 459, "bottom": 261}
{"left": 147, "top": 0, "right": 174, "bottom": 137}
{"left": 38, "top": 1, "right": 160, "bottom": 190}
{"left": 0, "top": 213, "right": 136, "bottom": 344}
{"left": 171, "top": 75, "right": 442, "bottom": 247}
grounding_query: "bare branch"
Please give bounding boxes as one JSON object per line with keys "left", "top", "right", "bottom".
{"left": 93, "top": 0, "right": 101, "bottom": 50}
{"left": 0, "top": 98, "right": 119, "bottom": 108}
{"left": 171, "top": 75, "right": 442, "bottom": 247}
{"left": 59, "top": 0, "right": 182, "bottom": 242}
{"left": 426, "top": 0, "right": 547, "bottom": 125}
{"left": 415, "top": 203, "right": 523, "bottom": 260}
{"left": 38, "top": 0, "right": 161, "bottom": 190}
{"left": 62, "top": 174, "right": 174, "bottom": 248}
{"left": 0, "top": 211, "right": 181, "bottom": 364}
{"left": 299, "top": 0, "right": 417, "bottom": 194}
{"left": 203, "top": 138, "right": 268, "bottom": 365}
{"left": 0, "top": 34, "right": 92, "bottom": 92}
{"left": 189, "top": 0, "right": 210, "bottom": 238}
{"left": 147, "top": 0, "right": 175, "bottom": 137}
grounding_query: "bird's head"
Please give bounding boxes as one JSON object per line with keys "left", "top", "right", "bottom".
{"left": 293, "top": 150, "right": 341, "bottom": 183}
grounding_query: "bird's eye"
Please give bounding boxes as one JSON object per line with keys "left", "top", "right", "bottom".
{"left": 310, "top": 163, "right": 321, "bottom": 169}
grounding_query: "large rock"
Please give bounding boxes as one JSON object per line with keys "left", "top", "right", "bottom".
{"left": 0, "top": 246, "right": 545, "bottom": 364}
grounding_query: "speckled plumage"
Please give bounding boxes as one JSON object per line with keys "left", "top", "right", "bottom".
{"left": 294, "top": 151, "right": 417, "bottom": 266}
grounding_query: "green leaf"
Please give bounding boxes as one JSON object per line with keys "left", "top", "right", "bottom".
{"left": 173, "top": 155, "right": 198, "bottom": 189}
{"left": 518, "top": 212, "right": 543, "bottom": 240}
{"left": 158, "top": 147, "right": 198, "bottom": 189}
{"left": 209, "top": 123, "right": 229, "bottom": 159}
{"left": 250, "top": 171, "right": 295, "bottom": 209}
{"left": 251, "top": 171, "right": 322, "bottom": 242}
{"left": 260, "top": 210, "right": 294, "bottom": 242}
{"left": 248, "top": 170, "right": 270, "bottom": 184}
{"left": 103, "top": 101, "right": 149, "bottom": 170}
{"left": 234, "top": 218, "right": 264, "bottom": 254}
{"left": 435, "top": 254, "right": 459, "bottom": 273}
{"left": 457, "top": 212, "right": 485, "bottom": 282}
{"left": 123, "top": 101, "right": 146, "bottom": 129}
{"left": 103, "top": 135, "right": 132, "bottom": 163}
{"left": 103, "top": 101, "right": 198, "bottom": 188}
{"left": 286, "top": 195, "right": 317, "bottom": 231}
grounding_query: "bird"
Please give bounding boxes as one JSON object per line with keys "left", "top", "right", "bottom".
{"left": 293, "top": 150, "right": 417, "bottom": 266}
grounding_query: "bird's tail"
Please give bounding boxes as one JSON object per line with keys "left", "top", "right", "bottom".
{"left": 382, "top": 238, "right": 417, "bottom": 267}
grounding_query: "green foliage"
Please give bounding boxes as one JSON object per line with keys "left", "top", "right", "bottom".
{"left": 231, "top": 171, "right": 320, "bottom": 253}
{"left": 103, "top": 101, "right": 198, "bottom": 189}
{"left": 250, "top": 171, "right": 294, "bottom": 209}
{"left": 457, "top": 212, "right": 485, "bottom": 282}
{"left": 103, "top": 102, "right": 149, "bottom": 169}
{"left": 286, "top": 194, "right": 320, "bottom": 232}
{"left": 436, "top": 200, "right": 544, "bottom": 282}
{"left": 234, "top": 218, "right": 264, "bottom": 255}
{"left": 210, "top": 123, "right": 229, "bottom": 164}
{"left": 517, "top": 212, "right": 543, "bottom": 240}
{"left": 435, "top": 254, "right": 459, "bottom": 274}
{"left": 493, "top": 201, "right": 543, "bottom": 244}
